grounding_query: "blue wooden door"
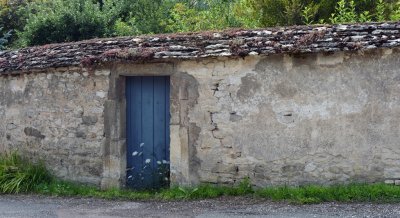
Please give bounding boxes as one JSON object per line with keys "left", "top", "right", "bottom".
{"left": 126, "top": 76, "right": 170, "bottom": 189}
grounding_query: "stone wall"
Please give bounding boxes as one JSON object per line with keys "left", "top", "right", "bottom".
{"left": 176, "top": 48, "right": 400, "bottom": 186}
{"left": 1, "top": 48, "right": 399, "bottom": 188}
{"left": 0, "top": 68, "right": 109, "bottom": 185}
{"left": 1, "top": 21, "right": 400, "bottom": 188}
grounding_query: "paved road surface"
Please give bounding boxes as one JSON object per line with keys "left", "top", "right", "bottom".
{"left": 0, "top": 195, "right": 399, "bottom": 218}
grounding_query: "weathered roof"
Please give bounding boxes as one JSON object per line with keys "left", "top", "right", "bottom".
{"left": 1, "top": 22, "right": 400, "bottom": 74}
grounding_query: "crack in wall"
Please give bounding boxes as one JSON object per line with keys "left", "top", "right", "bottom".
{"left": 212, "top": 82, "right": 220, "bottom": 96}
{"left": 209, "top": 112, "right": 224, "bottom": 147}
{"left": 210, "top": 79, "right": 225, "bottom": 146}
{"left": 210, "top": 80, "right": 224, "bottom": 144}
{"left": 211, "top": 79, "right": 223, "bottom": 99}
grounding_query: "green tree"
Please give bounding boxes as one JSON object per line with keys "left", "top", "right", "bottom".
{"left": 0, "top": 0, "right": 37, "bottom": 45}
{"left": 112, "top": 17, "right": 142, "bottom": 37}
{"left": 390, "top": 1, "right": 400, "bottom": 20}
{"left": 330, "top": 0, "right": 358, "bottom": 23}
{"left": 17, "top": 0, "right": 120, "bottom": 46}
{"left": 8, "top": 0, "right": 400, "bottom": 49}
{"left": 376, "top": 0, "right": 388, "bottom": 21}
{"left": 329, "top": 0, "right": 399, "bottom": 23}
{"left": 163, "top": 0, "right": 240, "bottom": 33}
{"left": 0, "top": 26, "right": 11, "bottom": 50}
{"left": 232, "top": 0, "right": 260, "bottom": 28}
{"left": 237, "top": 0, "right": 339, "bottom": 27}
{"left": 301, "top": 2, "right": 320, "bottom": 25}
{"left": 116, "top": 0, "right": 174, "bottom": 34}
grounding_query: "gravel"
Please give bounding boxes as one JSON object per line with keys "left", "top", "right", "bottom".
{"left": 0, "top": 195, "right": 399, "bottom": 218}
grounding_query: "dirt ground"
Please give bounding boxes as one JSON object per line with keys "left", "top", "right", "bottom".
{"left": 0, "top": 195, "right": 399, "bottom": 218}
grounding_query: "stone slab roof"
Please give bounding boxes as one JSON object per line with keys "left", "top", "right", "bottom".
{"left": 1, "top": 22, "right": 400, "bottom": 74}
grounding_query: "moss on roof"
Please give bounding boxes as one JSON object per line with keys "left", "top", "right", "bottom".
{"left": 1, "top": 22, "right": 400, "bottom": 74}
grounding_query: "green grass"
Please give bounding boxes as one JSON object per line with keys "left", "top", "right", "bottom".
{"left": 33, "top": 178, "right": 254, "bottom": 201}
{"left": 33, "top": 180, "right": 400, "bottom": 204}
{"left": 1, "top": 153, "right": 400, "bottom": 204}
{"left": 256, "top": 183, "right": 400, "bottom": 204}
{"left": 34, "top": 181, "right": 154, "bottom": 200}
{"left": 0, "top": 153, "right": 52, "bottom": 193}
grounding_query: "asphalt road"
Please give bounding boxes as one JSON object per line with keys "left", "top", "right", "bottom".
{"left": 0, "top": 195, "right": 399, "bottom": 218}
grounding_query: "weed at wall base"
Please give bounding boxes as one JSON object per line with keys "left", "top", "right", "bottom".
{"left": 0, "top": 152, "right": 52, "bottom": 194}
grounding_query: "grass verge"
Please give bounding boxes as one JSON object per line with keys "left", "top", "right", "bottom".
{"left": 256, "top": 183, "right": 400, "bottom": 204}
{"left": 1, "top": 154, "right": 400, "bottom": 204}
{"left": 34, "top": 177, "right": 254, "bottom": 201}
{"left": 34, "top": 180, "right": 400, "bottom": 204}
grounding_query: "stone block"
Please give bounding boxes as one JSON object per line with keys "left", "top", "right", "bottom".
{"left": 24, "top": 127, "right": 45, "bottom": 139}
{"left": 95, "top": 69, "right": 111, "bottom": 76}
{"left": 384, "top": 180, "right": 395, "bottom": 185}
{"left": 82, "top": 115, "right": 98, "bottom": 126}
{"left": 211, "top": 163, "right": 238, "bottom": 174}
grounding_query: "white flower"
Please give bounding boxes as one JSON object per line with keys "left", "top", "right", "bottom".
{"left": 132, "top": 151, "right": 138, "bottom": 156}
{"left": 140, "top": 143, "right": 145, "bottom": 147}
{"left": 162, "top": 160, "right": 170, "bottom": 164}
{"left": 157, "top": 161, "right": 162, "bottom": 165}
{"left": 128, "top": 175, "right": 133, "bottom": 179}
{"left": 145, "top": 159, "right": 151, "bottom": 164}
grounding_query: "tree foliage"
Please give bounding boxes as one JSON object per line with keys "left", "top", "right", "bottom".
{"left": 164, "top": 0, "right": 240, "bottom": 32}
{"left": 237, "top": 0, "right": 338, "bottom": 27}
{"left": 116, "top": 0, "right": 172, "bottom": 34}
{"left": 17, "top": 0, "right": 120, "bottom": 46}
{"left": 0, "top": 26, "right": 11, "bottom": 50}
{"left": 0, "top": 0, "right": 35, "bottom": 44}
{"left": 391, "top": 1, "right": 400, "bottom": 21}
{"left": 0, "top": 0, "right": 399, "bottom": 48}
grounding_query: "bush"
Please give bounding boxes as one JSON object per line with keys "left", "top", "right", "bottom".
{"left": 232, "top": 0, "right": 261, "bottom": 28}
{"left": 329, "top": 0, "right": 372, "bottom": 23}
{"left": 0, "top": 0, "right": 35, "bottom": 45}
{"left": 163, "top": 3, "right": 203, "bottom": 33}
{"left": 116, "top": 0, "right": 172, "bottom": 35}
{"left": 0, "top": 152, "right": 52, "bottom": 193}
{"left": 9, "top": 0, "right": 400, "bottom": 48}
{"left": 240, "top": 0, "right": 338, "bottom": 27}
{"left": 112, "top": 17, "right": 142, "bottom": 37}
{"left": 376, "top": 0, "right": 388, "bottom": 22}
{"left": 164, "top": 0, "right": 241, "bottom": 33}
{"left": 0, "top": 27, "right": 11, "bottom": 50}
{"left": 390, "top": 1, "right": 400, "bottom": 21}
{"left": 17, "top": 0, "right": 120, "bottom": 46}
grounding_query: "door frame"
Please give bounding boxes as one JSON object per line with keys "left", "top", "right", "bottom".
{"left": 125, "top": 76, "right": 171, "bottom": 189}
{"left": 101, "top": 62, "right": 197, "bottom": 189}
